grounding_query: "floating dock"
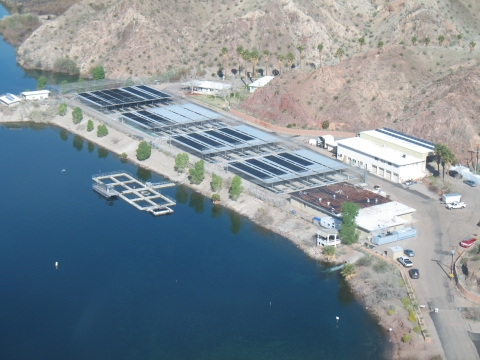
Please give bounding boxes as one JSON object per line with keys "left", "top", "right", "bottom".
{"left": 92, "top": 171, "right": 176, "bottom": 216}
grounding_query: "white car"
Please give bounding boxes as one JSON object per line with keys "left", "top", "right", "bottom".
{"left": 446, "top": 201, "right": 466, "bottom": 209}
{"left": 398, "top": 256, "right": 413, "bottom": 268}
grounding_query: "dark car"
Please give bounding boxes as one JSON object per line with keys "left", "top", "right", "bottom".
{"left": 404, "top": 249, "right": 415, "bottom": 257}
{"left": 464, "top": 180, "right": 477, "bottom": 187}
{"left": 409, "top": 269, "right": 419, "bottom": 279}
{"left": 449, "top": 170, "right": 462, "bottom": 179}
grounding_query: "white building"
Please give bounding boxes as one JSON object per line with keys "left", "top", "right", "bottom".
{"left": 0, "top": 93, "right": 21, "bottom": 106}
{"left": 336, "top": 137, "right": 425, "bottom": 183}
{"left": 21, "top": 90, "right": 50, "bottom": 101}
{"left": 184, "top": 80, "right": 231, "bottom": 95}
{"left": 248, "top": 76, "right": 275, "bottom": 93}
{"left": 359, "top": 129, "right": 433, "bottom": 172}
{"left": 318, "top": 135, "right": 337, "bottom": 151}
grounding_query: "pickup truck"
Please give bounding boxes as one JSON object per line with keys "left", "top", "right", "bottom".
{"left": 445, "top": 201, "right": 466, "bottom": 209}
{"left": 398, "top": 256, "right": 413, "bottom": 268}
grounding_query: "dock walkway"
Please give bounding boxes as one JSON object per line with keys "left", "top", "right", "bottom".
{"left": 92, "top": 171, "right": 176, "bottom": 216}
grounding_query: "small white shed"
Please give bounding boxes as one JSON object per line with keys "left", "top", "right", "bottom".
{"left": 0, "top": 93, "right": 21, "bottom": 106}
{"left": 442, "top": 193, "right": 461, "bottom": 204}
{"left": 21, "top": 90, "right": 50, "bottom": 101}
{"left": 386, "top": 246, "right": 403, "bottom": 260}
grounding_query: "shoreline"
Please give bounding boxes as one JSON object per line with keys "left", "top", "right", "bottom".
{"left": 0, "top": 102, "right": 422, "bottom": 359}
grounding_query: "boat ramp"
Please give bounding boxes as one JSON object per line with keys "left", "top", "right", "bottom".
{"left": 92, "top": 171, "right": 176, "bottom": 216}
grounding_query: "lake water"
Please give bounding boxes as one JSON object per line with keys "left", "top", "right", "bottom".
{"left": 0, "top": 4, "right": 388, "bottom": 359}
{"left": 0, "top": 4, "right": 78, "bottom": 95}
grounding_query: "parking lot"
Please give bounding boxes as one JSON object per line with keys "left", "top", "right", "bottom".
{"left": 366, "top": 174, "right": 480, "bottom": 360}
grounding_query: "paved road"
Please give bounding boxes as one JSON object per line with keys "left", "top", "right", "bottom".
{"left": 368, "top": 176, "right": 480, "bottom": 360}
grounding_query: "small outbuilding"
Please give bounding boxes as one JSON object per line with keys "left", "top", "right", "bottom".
{"left": 184, "top": 80, "right": 231, "bottom": 95}
{"left": 0, "top": 93, "right": 21, "bottom": 107}
{"left": 21, "top": 90, "right": 50, "bottom": 101}
{"left": 316, "top": 227, "right": 341, "bottom": 247}
{"left": 386, "top": 246, "right": 403, "bottom": 260}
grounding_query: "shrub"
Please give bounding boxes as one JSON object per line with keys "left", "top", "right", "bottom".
{"left": 322, "top": 245, "right": 336, "bottom": 260}
{"left": 356, "top": 255, "right": 373, "bottom": 267}
{"left": 372, "top": 259, "right": 388, "bottom": 273}
{"left": 211, "top": 173, "right": 223, "bottom": 192}
{"left": 340, "top": 263, "right": 356, "bottom": 279}
{"left": 408, "top": 308, "right": 417, "bottom": 323}
{"left": 229, "top": 175, "right": 243, "bottom": 200}
{"left": 189, "top": 160, "right": 205, "bottom": 184}
{"left": 53, "top": 57, "right": 79, "bottom": 75}
{"left": 72, "top": 107, "right": 83, "bottom": 124}
{"left": 413, "top": 325, "right": 422, "bottom": 333}
{"left": 87, "top": 119, "right": 94, "bottom": 132}
{"left": 97, "top": 124, "right": 108, "bottom": 137}
{"left": 91, "top": 65, "right": 105, "bottom": 80}
{"left": 174, "top": 153, "right": 189, "bottom": 172}
{"left": 402, "top": 297, "right": 411, "bottom": 310}
{"left": 120, "top": 152, "right": 128, "bottom": 162}
{"left": 212, "top": 193, "right": 220, "bottom": 202}
{"left": 322, "top": 120, "right": 330, "bottom": 129}
{"left": 36, "top": 76, "right": 46, "bottom": 90}
{"left": 58, "top": 103, "right": 67, "bottom": 116}
{"left": 388, "top": 308, "right": 395, "bottom": 316}
{"left": 402, "top": 334, "right": 412, "bottom": 343}
{"left": 136, "top": 141, "right": 151, "bottom": 161}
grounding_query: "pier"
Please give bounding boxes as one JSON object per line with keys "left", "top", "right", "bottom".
{"left": 92, "top": 171, "right": 176, "bottom": 216}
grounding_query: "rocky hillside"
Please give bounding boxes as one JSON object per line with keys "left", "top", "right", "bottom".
{"left": 9, "top": 0, "right": 480, "bottom": 157}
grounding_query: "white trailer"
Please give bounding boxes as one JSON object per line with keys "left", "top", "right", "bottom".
{"left": 442, "top": 193, "right": 462, "bottom": 204}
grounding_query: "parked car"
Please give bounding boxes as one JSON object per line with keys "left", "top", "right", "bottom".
{"left": 398, "top": 256, "right": 413, "bottom": 267}
{"left": 403, "top": 179, "right": 417, "bottom": 186}
{"left": 409, "top": 269, "right": 420, "bottom": 279}
{"left": 460, "top": 237, "right": 477, "bottom": 248}
{"left": 404, "top": 249, "right": 415, "bottom": 257}
{"left": 445, "top": 201, "right": 467, "bottom": 209}
{"left": 449, "top": 170, "right": 463, "bottom": 179}
{"left": 464, "top": 180, "right": 477, "bottom": 187}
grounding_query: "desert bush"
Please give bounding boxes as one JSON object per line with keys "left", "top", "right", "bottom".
{"left": 372, "top": 259, "right": 388, "bottom": 273}
{"left": 53, "top": 57, "right": 79, "bottom": 75}
{"left": 407, "top": 308, "right": 417, "bottom": 322}
{"left": 253, "top": 207, "right": 274, "bottom": 226}
{"left": 413, "top": 325, "right": 422, "bottom": 333}
{"left": 402, "top": 297, "right": 412, "bottom": 309}
{"left": 402, "top": 334, "right": 412, "bottom": 343}
{"left": 356, "top": 255, "right": 373, "bottom": 267}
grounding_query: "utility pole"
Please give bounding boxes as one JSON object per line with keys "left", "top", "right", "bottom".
{"left": 468, "top": 145, "right": 479, "bottom": 174}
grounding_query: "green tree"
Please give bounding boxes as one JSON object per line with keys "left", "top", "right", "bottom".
{"left": 250, "top": 49, "right": 260, "bottom": 78}
{"left": 457, "top": 33, "right": 463, "bottom": 46}
{"left": 335, "top": 47, "right": 344, "bottom": 62}
{"left": 340, "top": 263, "right": 356, "bottom": 279}
{"left": 438, "top": 35, "right": 445, "bottom": 46}
{"left": 277, "top": 54, "right": 285, "bottom": 73}
{"left": 36, "top": 76, "right": 47, "bottom": 90}
{"left": 317, "top": 43, "right": 324, "bottom": 67}
{"left": 440, "top": 146, "right": 455, "bottom": 179}
{"left": 297, "top": 45, "right": 305, "bottom": 69}
{"left": 97, "top": 124, "right": 108, "bottom": 137}
{"left": 411, "top": 36, "right": 417, "bottom": 45}
{"left": 236, "top": 45, "right": 244, "bottom": 74}
{"left": 322, "top": 120, "right": 330, "bottom": 129}
{"left": 212, "top": 193, "right": 221, "bottom": 202}
{"left": 470, "top": 41, "right": 476, "bottom": 52}
{"left": 339, "top": 202, "right": 360, "bottom": 245}
{"left": 358, "top": 37, "right": 365, "bottom": 51}
{"left": 377, "top": 40, "right": 384, "bottom": 51}
{"left": 174, "top": 153, "right": 189, "bottom": 172}
{"left": 263, "top": 50, "right": 270, "bottom": 75}
{"left": 424, "top": 37, "right": 430, "bottom": 46}
{"left": 286, "top": 52, "right": 295, "bottom": 70}
{"left": 91, "top": 65, "right": 105, "bottom": 80}
{"left": 136, "top": 141, "right": 151, "bottom": 161}
{"left": 120, "top": 152, "right": 128, "bottom": 162}
{"left": 433, "top": 143, "right": 445, "bottom": 175}
{"left": 72, "top": 107, "right": 83, "bottom": 124}
{"left": 229, "top": 175, "right": 243, "bottom": 200}
{"left": 87, "top": 119, "right": 94, "bottom": 132}
{"left": 58, "top": 102, "right": 67, "bottom": 116}
{"left": 211, "top": 173, "right": 223, "bottom": 192}
{"left": 189, "top": 159, "right": 205, "bottom": 184}
{"left": 221, "top": 47, "right": 228, "bottom": 78}
{"left": 322, "top": 246, "right": 336, "bottom": 261}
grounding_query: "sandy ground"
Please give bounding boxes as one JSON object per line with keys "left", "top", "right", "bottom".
{"left": 0, "top": 100, "right": 443, "bottom": 359}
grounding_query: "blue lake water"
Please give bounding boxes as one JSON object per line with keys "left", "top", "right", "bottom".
{"left": 0, "top": 4, "right": 78, "bottom": 95}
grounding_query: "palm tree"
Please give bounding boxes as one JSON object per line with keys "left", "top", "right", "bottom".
{"left": 297, "top": 45, "right": 305, "bottom": 69}
{"left": 236, "top": 45, "right": 244, "bottom": 75}
{"left": 322, "top": 246, "right": 336, "bottom": 261}
{"left": 434, "top": 143, "right": 445, "bottom": 175}
{"left": 470, "top": 41, "right": 476, "bottom": 52}
{"left": 263, "top": 50, "right": 270, "bottom": 75}
{"left": 358, "top": 37, "right": 365, "bottom": 51}
{"left": 317, "top": 43, "right": 324, "bottom": 67}
{"left": 340, "top": 263, "right": 356, "bottom": 280}
{"left": 286, "top": 52, "right": 295, "bottom": 70}
{"left": 457, "top": 34, "right": 463, "bottom": 46}
{"left": 277, "top": 54, "right": 285, "bottom": 74}
{"left": 241, "top": 49, "right": 250, "bottom": 76}
{"left": 424, "top": 37, "right": 430, "bottom": 46}
{"left": 250, "top": 49, "right": 260, "bottom": 78}
{"left": 441, "top": 147, "right": 455, "bottom": 179}
{"left": 411, "top": 36, "right": 417, "bottom": 45}
{"left": 335, "top": 47, "right": 344, "bottom": 62}
{"left": 221, "top": 47, "right": 228, "bottom": 78}
{"left": 438, "top": 35, "right": 445, "bottom": 46}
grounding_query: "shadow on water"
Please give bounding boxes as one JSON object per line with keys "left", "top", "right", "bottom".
{"left": 189, "top": 192, "right": 204, "bottom": 214}
{"left": 136, "top": 167, "right": 152, "bottom": 182}
{"left": 98, "top": 147, "right": 109, "bottom": 159}
{"left": 211, "top": 204, "right": 222, "bottom": 218}
{"left": 337, "top": 277, "right": 356, "bottom": 305}
{"left": 175, "top": 185, "right": 189, "bottom": 204}
{"left": 87, "top": 141, "right": 95, "bottom": 153}
{"left": 229, "top": 211, "right": 242, "bottom": 235}
{"left": 2, "top": 122, "right": 49, "bottom": 131}
{"left": 73, "top": 135, "right": 83, "bottom": 152}
{"left": 59, "top": 129, "right": 68, "bottom": 141}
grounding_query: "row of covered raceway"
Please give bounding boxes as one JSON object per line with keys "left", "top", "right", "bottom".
{"left": 72, "top": 83, "right": 357, "bottom": 194}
